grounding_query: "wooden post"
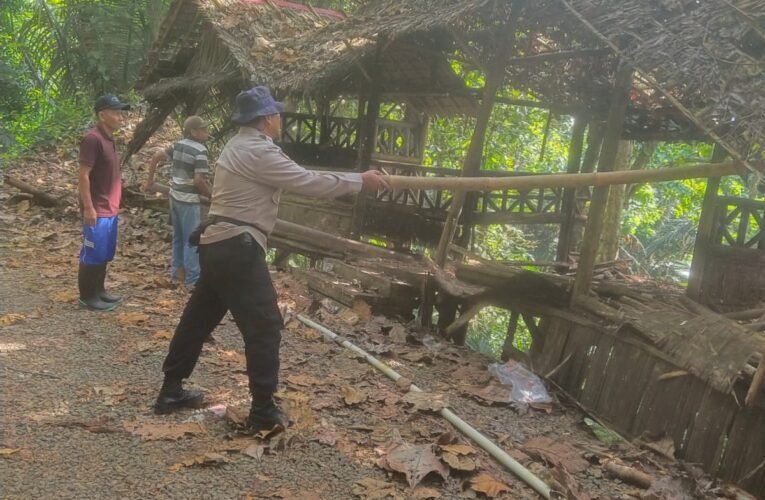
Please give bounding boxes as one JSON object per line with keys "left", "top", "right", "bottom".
{"left": 571, "top": 63, "right": 633, "bottom": 303}
{"left": 598, "top": 140, "right": 632, "bottom": 261}
{"left": 318, "top": 97, "right": 330, "bottom": 150}
{"left": 687, "top": 146, "right": 727, "bottom": 301}
{"left": 433, "top": 58, "right": 506, "bottom": 268}
{"left": 555, "top": 116, "right": 587, "bottom": 268}
{"left": 417, "top": 113, "right": 430, "bottom": 164}
{"left": 351, "top": 41, "right": 384, "bottom": 239}
{"left": 501, "top": 311, "right": 520, "bottom": 361}
{"left": 357, "top": 93, "right": 381, "bottom": 172}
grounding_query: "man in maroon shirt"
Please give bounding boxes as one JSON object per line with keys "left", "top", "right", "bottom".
{"left": 77, "top": 94, "right": 130, "bottom": 311}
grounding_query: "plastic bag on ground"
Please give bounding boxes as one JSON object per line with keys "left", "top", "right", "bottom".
{"left": 488, "top": 360, "right": 552, "bottom": 405}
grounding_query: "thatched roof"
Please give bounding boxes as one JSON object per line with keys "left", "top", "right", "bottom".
{"left": 561, "top": 0, "right": 765, "bottom": 166}
{"left": 137, "top": 0, "right": 477, "bottom": 116}
{"left": 136, "top": 0, "right": 764, "bottom": 160}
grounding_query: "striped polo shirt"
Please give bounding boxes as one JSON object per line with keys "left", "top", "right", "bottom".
{"left": 164, "top": 138, "right": 209, "bottom": 203}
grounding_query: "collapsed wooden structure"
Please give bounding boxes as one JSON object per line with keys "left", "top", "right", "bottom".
{"left": 129, "top": 0, "right": 765, "bottom": 494}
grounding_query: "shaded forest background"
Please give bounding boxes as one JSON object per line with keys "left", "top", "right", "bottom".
{"left": 0, "top": 0, "right": 751, "bottom": 355}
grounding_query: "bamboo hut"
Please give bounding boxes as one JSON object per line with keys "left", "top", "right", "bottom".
{"left": 131, "top": 0, "right": 765, "bottom": 493}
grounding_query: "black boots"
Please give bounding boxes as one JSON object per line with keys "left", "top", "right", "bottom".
{"left": 95, "top": 263, "right": 121, "bottom": 303}
{"left": 247, "top": 398, "right": 288, "bottom": 433}
{"left": 154, "top": 378, "right": 204, "bottom": 415}
{"left": 78, "top": 264, "right": 117, "bottom": 311}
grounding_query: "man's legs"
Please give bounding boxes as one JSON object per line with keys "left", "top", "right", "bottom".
{"left": 213, "top": 235, "right": 285, "bottom": 429}
{"left": 79, "top": 216, "right": 118, "bottom": 311}
{"left": 96, "top": 215, "right": 120, "bottom": 303}
{"left": 156, "top": 244, "right": 227, "bottom": 413}
{"left": 169, "top": 199, "right": 184, "bottom": 283}
{"left": 170, "top": 199, "right": 202, "bottom": 286}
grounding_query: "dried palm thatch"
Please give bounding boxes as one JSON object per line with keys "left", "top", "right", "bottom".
{"left": 560, "top": 0, "right": 765, "bottom": 164}
{"left": 135, "top": 0, "right": 764, "bottom": 164}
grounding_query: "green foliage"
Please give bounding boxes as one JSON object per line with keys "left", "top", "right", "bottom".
{"left": 1, "top": 92, "right": 92, "bottom": 159}
{"left": 466, "top": 307, "right": 532, "bottom": 359}
{"left": 0, "top": 0, "right": 169, "bottom": 161}
{"left": 621, "top": 142, "right": 748, "bottom": 281}
{"left": 471, "top": 224, "right": 534, "bottom": 261}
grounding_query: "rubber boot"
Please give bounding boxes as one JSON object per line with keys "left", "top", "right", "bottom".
{"left": 154, "top": 377, "right": 204, "bottom": 415}
{"left": 247, "top": 398, "right": 288, "bottom": 433}
{"left": 78, "top": 264, "right": 117, "bottom": 311}
{"left": 96, "top": 263, "right": 121, "bottom": 303}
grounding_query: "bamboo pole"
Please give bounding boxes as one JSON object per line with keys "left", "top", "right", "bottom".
{"left": 687, "top": 146, "right": 727, "bottom": 301}
{"left": 433, "top": 25, "right": 516, "bottom": 269}
{"left": 556, "top": 116, "right": 587, "bottom": 266}
{"left": 384, "top": 160, "right": 744, "bottom": 192}
{"left": 297, "top": 315, "right": 552, "bottom": 499}
{"left": 572, "top": 64, "right": 633, "bottom": 301}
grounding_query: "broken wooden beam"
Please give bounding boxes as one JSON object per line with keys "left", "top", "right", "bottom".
{"left": 723, "top": 307, "right": 765, "bottom": 321}
{"left": 745, "top": 357, "right": 765, "bottom": 408}
{"left": 4, "top": 175, "right": 62, "bottom": 207}
{"left": 147, "top": 182, "right": 413, "bottom": 262}
{"left": 385, "top": 160, "right": 745, "bottom": 192}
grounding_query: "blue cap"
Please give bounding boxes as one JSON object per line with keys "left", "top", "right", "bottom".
{"left": 230, "top": 86, "right": 285, "bottom": 125}
{"left": 95, "top": 94, "right": 130, "bottom": 112}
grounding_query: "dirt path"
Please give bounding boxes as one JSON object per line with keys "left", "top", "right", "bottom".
{"left": 0, "top": 200, "right": 722, "bottom": 500}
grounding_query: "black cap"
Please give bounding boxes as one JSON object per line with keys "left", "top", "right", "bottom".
{"left": 94, "top": 94, "right": 131, "bottom": 112}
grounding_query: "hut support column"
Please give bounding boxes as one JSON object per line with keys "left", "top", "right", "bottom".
{"left": 687, "top": 146, "right": 726, "bottom": 301}
{"left": 434, "top": 63, "right": 504, "bottom": 268}
{"left": 555, "top": 116, "right": 587, "bottom": 268}
{"left": 351, "top": 42, "right": 383, "bottom": 239}
{"left": 571, "top": 64, "right": 633, "bottom": 302}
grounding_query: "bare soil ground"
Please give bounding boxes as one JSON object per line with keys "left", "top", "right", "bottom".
{"left": 0, "top": 192, "right": 746, "bottom": 500}
{"left": 0, "top": 116, "right": 751, "bottom": 499}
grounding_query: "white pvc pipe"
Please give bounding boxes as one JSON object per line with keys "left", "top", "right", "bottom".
{"left": 297, "top": 315, "right": 552, "bottom": 499}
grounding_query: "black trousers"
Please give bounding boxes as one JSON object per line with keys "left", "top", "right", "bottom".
{"left": 162, "top": 233, "right": 283, "bottom": 401}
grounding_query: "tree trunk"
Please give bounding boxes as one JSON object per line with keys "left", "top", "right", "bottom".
{"left": 598, "top": 140, "right": 631, "bottom": 261}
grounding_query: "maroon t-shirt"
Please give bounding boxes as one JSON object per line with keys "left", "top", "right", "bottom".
{"left": 79, "top": 125, "right": 121, "bottom": 217}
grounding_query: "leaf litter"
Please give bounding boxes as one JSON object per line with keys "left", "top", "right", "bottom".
{"left": 0, "top": 136, "right": 737, "bottom": 499}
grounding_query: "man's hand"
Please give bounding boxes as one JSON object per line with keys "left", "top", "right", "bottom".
{"left": 83, "top": 207, "right": 97, "bottom": 227}
{"left": 360, "top": 170, "right": 391, "bottom": 194}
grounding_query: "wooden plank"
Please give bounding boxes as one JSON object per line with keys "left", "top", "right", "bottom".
{"left": 531, "top": 317, "right": 571, "bottom": 375}
{"left": 683, "top": 386, "right": 739, "bottom": 474}
{"left": 552, "top": 324, "right": 600, "bottom": 398}
{"left": 595, "top": 345, "right": 660, "bottom": 435}
{"left": 630, "top": 359, "right": 707, "bottom": 457}
{"left": 323, "top": 259, "right": 416, "bottom": 298}
{"left": 578, "top": 334, "right": 616, "bottom": 410}
{"left": 291, "top": 269, "right": 379, "bottom": 308}
{"left": 718, "top": 407, "right": 765, "bottom": 493}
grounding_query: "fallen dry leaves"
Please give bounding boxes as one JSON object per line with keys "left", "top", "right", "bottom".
{"left": 439, "top": 443, "right": 478, "bottom": 472}
{"left": 116, "top": 312, "right": 151, "bottom": 327}
{"left": 463, "top": 382, "right": 512, "bottom": 405}
{"left": 0, "top": 313, "right": 26, "bottom": 325}
{"left": 402, "top": 391, "right": 448, "bottom": 413}
{"left": 378, "top": 440, "right": 449, "bottom": 488}
{"left": 522, "top": 436, "right": 588, "bottom": 474}
{"left": 341, "top": 385, "right": 368, "bottom": 405}
{"left": 352, "top": 478, "right": 398, "bottom": 499}
{"left": 469, "top": 473, "right": 511, "bottom": 497}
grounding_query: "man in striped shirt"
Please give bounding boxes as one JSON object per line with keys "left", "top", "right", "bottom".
{"left": 145, "top": 116, "right": 212, "bottom": 287}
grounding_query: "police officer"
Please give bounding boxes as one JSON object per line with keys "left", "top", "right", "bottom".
{"left": 154, "top": 87, "right": 389, "bottom": 432}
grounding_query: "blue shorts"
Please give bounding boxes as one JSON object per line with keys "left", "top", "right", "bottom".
{"left": 80, "top": 215, "right": 119, "bottom": 265}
